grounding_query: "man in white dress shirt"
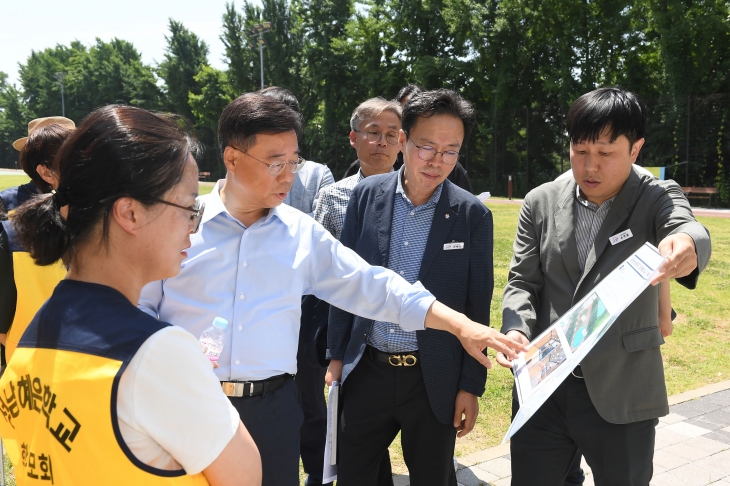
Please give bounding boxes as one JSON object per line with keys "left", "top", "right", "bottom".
{"left": 260, "top": 86, "right": 337, "bottom": 486}
{"left": 139, "top": 92, "right": 523, "bottom": 485}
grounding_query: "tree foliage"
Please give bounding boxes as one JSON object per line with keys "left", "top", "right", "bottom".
{"left": 1, "top": 0, "right": 728, "bottom": 203}
{"left": 0, "top": 72, "right": 29, "bottom": 169}
{"left": 159, "top": 20, "right": 210, "bottom": 120}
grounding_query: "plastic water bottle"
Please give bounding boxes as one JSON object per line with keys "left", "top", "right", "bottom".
{"left": 199, "top": 317, "right": 228, "bottom": 362}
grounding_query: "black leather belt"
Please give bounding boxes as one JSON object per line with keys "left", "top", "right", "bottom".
{"left": 221, "top": 373, "right": 290, "bottom": 398}
{"left": 367, "top": 346, "right": 419, "bottom": 367}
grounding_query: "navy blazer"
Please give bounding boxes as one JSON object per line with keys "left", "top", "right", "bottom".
{"left": 327, "top": 172, "right": 493, "bottom": 424}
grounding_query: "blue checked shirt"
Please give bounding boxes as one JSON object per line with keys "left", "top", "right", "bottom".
{"left": 367, "top": 168, "right": 444, "bottom": 353}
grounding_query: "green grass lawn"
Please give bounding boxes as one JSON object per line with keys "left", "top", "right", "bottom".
{"left": 0, "top": 174, "right": 728, "bottom": 482}
{"left": 0, "top": 176, "right": 215, "bottom": 196}
{"left": 0, "top": 175, "right": 31, "bottom": 193}
{"left": 199, "top": 181, "right": 214, "bottom": 195}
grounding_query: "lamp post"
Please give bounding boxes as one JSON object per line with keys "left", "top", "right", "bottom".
{"left": 54, "top": 72, "right": 66, "bottom": 117}
{"left": 246, "top": 22, "right": 272, "bottom": 90}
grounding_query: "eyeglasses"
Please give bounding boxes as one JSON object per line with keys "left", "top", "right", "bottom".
{"left": 407, "top": 138, "right": 459, "bottom": 166}
{"left": 231, "top": 146, "right": 307, "bottom": 176}
{"left": 153, "top": 198, "right": 206, "bottom": 234}
{"left": 356, "top": 130, "right": 400, "bottom": 145}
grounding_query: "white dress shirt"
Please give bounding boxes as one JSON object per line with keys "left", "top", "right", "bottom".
{"left": 139, "top": 180, "right": 436, "bottom": 381}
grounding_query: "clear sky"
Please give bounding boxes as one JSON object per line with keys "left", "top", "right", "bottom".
{"left": 0, "top": 0, "right": 263, "bottom": 86}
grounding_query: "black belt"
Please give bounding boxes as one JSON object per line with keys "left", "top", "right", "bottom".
{"left": 221, "top": 373, "right": 290, "bottom": 398}
{"left": 367, "top": 346, "right": 420, "bottom": 367}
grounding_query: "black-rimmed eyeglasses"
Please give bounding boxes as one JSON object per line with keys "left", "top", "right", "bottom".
{"left": 407, "top": 138, "right": 459, "bottom": 166}
{"left": 230, "top": 146, "right": 307, "bottom": 176}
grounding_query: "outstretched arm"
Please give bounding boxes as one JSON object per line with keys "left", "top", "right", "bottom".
{"left": 425, "top": 301, "right": 525, "bottom": 368}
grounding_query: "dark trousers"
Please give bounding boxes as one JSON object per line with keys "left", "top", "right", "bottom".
{"left": 565, "top": 453, "right": 585, "bottom": 485}
{"left": 296, "top": 339, "right": 328, "bottom": 480}
{"left": 297, "top": 296, "right": 330, "bottom": 481}
{"left": 297, "top": 297, "right": 393, "bottom": 484}
{"left": 338, "top": 347, "right": 457, "bottom": 486}
{"left": 228, "top": 376, "right": 303, "bottom": 486}
{"left": 510, "top": 374, "right": 657, "bottom": 486}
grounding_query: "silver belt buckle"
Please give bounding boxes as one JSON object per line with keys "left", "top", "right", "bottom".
{"left": 221, "top": 382, "right": 245, "bottom": 397}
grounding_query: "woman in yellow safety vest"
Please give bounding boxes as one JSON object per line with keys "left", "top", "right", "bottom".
{"left": 0, "top": 105, "right": 261, "bottom": 486}
{"left": 1, "top": 122, "right": 73, "bottom": 363}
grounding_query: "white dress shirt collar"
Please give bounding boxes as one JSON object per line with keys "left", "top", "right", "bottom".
{"left": 202, "top": 179, "right": 296, "bottom": 229}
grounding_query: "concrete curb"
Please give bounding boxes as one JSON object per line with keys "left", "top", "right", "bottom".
{"left": 667, "top": 379, "right": 730, "bottom": 406}
{"left": 455, "top": 379, "right": 730, "bottom": 469}
{"left": 457, "top": 443, "right": 510, "bottom": 470}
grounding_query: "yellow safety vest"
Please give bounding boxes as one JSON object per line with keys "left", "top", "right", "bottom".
{"left": 1, "top": 220, "right": 66, "bottom": 361}
{"left": 0, "top": 280, "right": 209, "bottom": 485}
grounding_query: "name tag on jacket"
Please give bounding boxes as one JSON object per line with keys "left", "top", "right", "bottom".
{"left": 443, "top": 242, "right": 464, "bottom": 250}
{"left": 609, "top": 229, "right": 633, "bottom": 246}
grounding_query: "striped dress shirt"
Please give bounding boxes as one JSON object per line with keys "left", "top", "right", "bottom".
{"left": 574, "top": 186, "right": 616, "bottom": 272}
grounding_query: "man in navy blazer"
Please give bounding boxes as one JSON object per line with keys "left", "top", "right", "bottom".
{"left": 327, "top": 89, "right": 493, "bottom": 485}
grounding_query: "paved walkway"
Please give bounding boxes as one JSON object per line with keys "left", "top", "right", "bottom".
{"left": 0, "top": 169, "right": 24, "bottom": 175}
{"left": 393, "top": 380, "right": 730, "bottom": 486}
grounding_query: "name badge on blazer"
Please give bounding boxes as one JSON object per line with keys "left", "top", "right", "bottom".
{"left": 443, "top": 242, "right": 464, "bottom": 250}
{"left": 609, "top": 229, "right": 633, "bottom": 246}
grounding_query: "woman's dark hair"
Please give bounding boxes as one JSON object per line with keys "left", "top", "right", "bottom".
{"left": 402, "top": 89, "right": 475, "bottom": 143}
{"left": 217, "top": 92, "right": 303, "bottom": 156}
{"left": 394, "top": 84, "right": 425, "bottom": 105}
{"left": 19, "top": 124, "right": 74, "bottom": 193}
{"left": 566, "top": 87, "right": 647, "bottom": 149}
{"left": 259, "top": 86, "right": 302, "bottom": 115}
{"left": 13, "top": 105, "right": 201, "bottom": 266}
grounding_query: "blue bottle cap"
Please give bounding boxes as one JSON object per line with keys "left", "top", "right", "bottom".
{"left": 212, "top": 317, "right": 229, "bottom": 330}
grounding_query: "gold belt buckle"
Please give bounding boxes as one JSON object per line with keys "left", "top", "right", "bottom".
{"left": 388, "top": 354, "right": 417, "bottom": 366}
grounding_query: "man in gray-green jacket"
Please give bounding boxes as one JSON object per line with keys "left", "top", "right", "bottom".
{"left": 499, "top": 87, "right": 711, "bottom": 486}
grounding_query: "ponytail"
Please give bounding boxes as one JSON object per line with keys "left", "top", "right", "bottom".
{"left": 13, "top": 192, "right": 72, "bottom": 266}
{"left": 11, "top": 105, "right": 199, "bottom": 268}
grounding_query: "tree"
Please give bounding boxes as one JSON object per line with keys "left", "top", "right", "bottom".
{"left": 221, "top": 2, "right": 262, "bottom": 94}
{"left": 159, "top": 19, "right": 210, "bottom": 120}
{"left": 2, "top": 0, "right": 729, "bottom": 202}
{"left": 190, "top": 67, "right": 236, "bottom": 132}
{"left": 0, "top": 72, "right": 30, "bottom": 168}
{"left": 71, "top": 38, "right": 163, "bottom": 114}
{"left": 647, "top": 0, "right": 730, "bottom": 99}
{"left": 297, "top": 0, "right": 356, "bottom": 174}
{"left": 189, "top": 66, "right": 236, "bottom": 178}
{"left": 18, "top": 42, "right": 86, "bottom": 121}
{"left": 18, "top": 39, "right": 162, "bottom": 125}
